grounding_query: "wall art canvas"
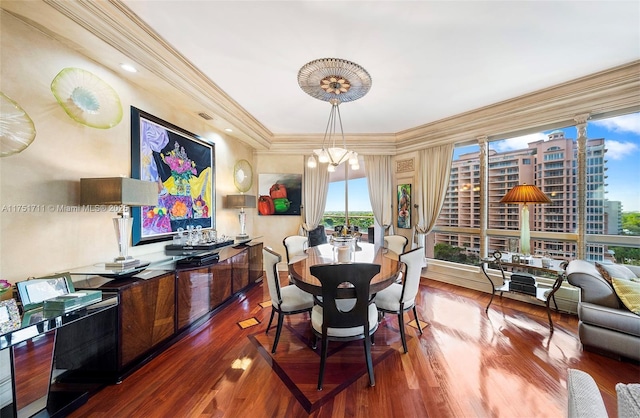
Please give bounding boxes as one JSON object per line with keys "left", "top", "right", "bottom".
{"left": 397, "top": 183, "right": 411, "bottom": 229}
{"left": 258, "top": 173, "right": 302, "bottom": 216}
{"left": 131, "top": 107, "right": 215, "bottom": 245}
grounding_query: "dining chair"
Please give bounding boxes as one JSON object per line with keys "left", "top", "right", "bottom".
{"left": 309, "top": 262, "right": 382, "bottom": 390}
{"left": 384, "top": 235, "right": 408, "bottom": 255}
{"left": 308, "top": 225, "right": 328, "bottom": 247}
{"left": 283, "top": 235, "right": 308, "bottom": 263}
{"left": 263, "top": 247, "right": 314, "bottom": 353}
{"left": 283, "top": 235, "right": 309, "bottom": 283}
{"left": 374, "top": 247, "right": 425, "bottom": 353}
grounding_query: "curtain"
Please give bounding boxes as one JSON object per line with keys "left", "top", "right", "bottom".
{"left": 415, "top": 143, "right": 455, "bottom": 235}
{"left": 364, "top": 155, "right": 393, "bottom": 234}
{"left": 302, "top": 156, "right": 330, "bottom": 232}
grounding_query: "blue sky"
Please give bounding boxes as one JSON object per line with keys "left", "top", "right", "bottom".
{"left": 326, "top": 112, "right": 640, "bottom": 213}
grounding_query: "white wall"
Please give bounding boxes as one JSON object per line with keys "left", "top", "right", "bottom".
{"left": 0, "top": 12, "right": 254, "bottom": 285}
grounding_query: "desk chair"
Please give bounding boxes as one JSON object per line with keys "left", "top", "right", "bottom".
{"left": 383, "top": 235, "right": 408, "bottom": 255}
{"left": 374, "top": 247, "right": 425, "bottom": 353}
{"left": 309, "top": 262, "right": 381, "bottom": 390}
{"left": 263, "top": 248, "right": 314, "bottom": 353}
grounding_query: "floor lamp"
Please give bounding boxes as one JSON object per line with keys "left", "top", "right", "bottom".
{"left": 500, "top": 183, "right": 551, "bottom": 256}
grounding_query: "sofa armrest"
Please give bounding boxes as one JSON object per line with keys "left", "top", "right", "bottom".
{"left": 567, "top": 369, "right": 608, "bottom": 418}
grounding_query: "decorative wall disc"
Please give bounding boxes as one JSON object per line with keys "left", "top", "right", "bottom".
{"left": 0, "top": 92, "right": 36, "bottom": 157}
{"left": 234, "top": 159, "right": 253, "bottom": 192}
{"left": 50, "top": 67, "right": 123, "bottom": 129}
{"left": 298, "top": 58, "right": 372, "bottom": 103}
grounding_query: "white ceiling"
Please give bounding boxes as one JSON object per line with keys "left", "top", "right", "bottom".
{"left": 118, "top": 1, "right": 640, "bottom": 136}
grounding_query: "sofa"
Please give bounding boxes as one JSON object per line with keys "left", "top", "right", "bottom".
{"left": 565, "top": 260, "right": 640, "bottom": 361}
{"left": 567, "top": 368, "right": 640, "bottom": 418}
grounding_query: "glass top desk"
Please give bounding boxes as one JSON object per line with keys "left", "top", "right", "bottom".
{"left": 480, "top": 251, "right": 567, "bottom": 332}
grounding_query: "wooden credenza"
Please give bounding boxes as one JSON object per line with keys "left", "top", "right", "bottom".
{"left": 75, "top": 242, "right": 263, "bottom": 381}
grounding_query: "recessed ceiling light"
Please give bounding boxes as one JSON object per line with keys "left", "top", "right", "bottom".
{"left": 225, "top": 128, "right": 233, "bottom": 132}
{"left": 120, "top": 63, "right": 138, "bottom": 73}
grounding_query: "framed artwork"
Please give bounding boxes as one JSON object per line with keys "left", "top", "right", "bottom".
{"left": 397, "top": 184, "right": 411, "bottom": 229}
{"left": 0, "top": 299, "right": 21, "bottom": 334}
{"left": 257, "top": 173, "right": 302, "bottom": 216}
{"left": 131, "top": 107, "right": 215, "bottom": 245}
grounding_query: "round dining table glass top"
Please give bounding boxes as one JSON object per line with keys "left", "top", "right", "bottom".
{"left": 287, "top": 242, "right": 401, "bottom": 297}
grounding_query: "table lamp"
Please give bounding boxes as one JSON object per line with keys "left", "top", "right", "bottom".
{"left": 81, "top": 177, "right": 158, "bottom": 268}
{"left": 499, "top": 183, "right": 551, "bottom": 255}
{"left": 225, "top": 194, "right": 256, "bottom": 240}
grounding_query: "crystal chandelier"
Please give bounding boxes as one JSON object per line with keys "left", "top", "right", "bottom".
{"left": 297, "top": 58, "right": 372, "bottom": 172}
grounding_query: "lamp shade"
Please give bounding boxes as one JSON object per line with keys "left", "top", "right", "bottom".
{"left": 80, "top": 177, "right": 157, "bottom": 206}
{"left": 226, "top": 194, "right": 256, "bottom": 209}
{"left": 500, "top": 184, "right": 551, "bottom": 204}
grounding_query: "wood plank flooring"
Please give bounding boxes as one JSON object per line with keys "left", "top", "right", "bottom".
{"left": 68, "top": 274, "right": 640, "bottom": 418}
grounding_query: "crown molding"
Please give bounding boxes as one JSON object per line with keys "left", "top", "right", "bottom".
{"left": 4, "top": 1, "right": 638, "bottom": 156}
{"left": 3, "top": 0, "right": 273, "bottom": 150}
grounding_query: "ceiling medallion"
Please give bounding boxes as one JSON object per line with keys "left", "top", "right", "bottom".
{"left": 298, "top": 58, "right": 371, "bottom": 172}
{"left": 297, "top": 58, "right": 371, "bottom": 103}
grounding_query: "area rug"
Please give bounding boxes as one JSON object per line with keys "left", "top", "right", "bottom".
{"left": 248, "top": 319, "right": 402, "bottom": 413}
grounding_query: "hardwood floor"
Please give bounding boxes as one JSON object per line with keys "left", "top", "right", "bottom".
{"left": 68, "top": 274, "right": 639, "bottom": 418}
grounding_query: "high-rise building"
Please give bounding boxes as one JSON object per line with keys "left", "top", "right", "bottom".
{"left": 436, "top": 131, "right": 608, "bottom": 261}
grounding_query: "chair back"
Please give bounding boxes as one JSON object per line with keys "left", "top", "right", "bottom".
{"left": 384, "top": 235, "right": 408, "bottom": 255}
{"left": 308, "top": 225, "right": 328, "bottom": 247}
{"left": 310, "top": 263, "right": 381, "bottom": 330}
{"left": 283, "top": 235, "right": 308, "bottom": 263}
{"left": 263, "top": 248, "right": 283, "bottom": 304}
{"left": 399, "top": 247, "right": 424, "bottom": 305}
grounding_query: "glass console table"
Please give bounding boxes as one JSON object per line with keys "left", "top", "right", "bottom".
{"left": 0, "top": 294, "right": 118, "bottom": 418}
{"left": 480, "top": 251, "right": 567, "bottom": 332}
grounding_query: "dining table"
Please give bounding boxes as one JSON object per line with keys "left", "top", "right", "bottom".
{"left": 288, "top": 241, "right": 402, "bottom": 298}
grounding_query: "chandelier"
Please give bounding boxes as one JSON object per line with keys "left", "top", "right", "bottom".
{"left": 297, "top": 58, "right": 372, "bottom": 172}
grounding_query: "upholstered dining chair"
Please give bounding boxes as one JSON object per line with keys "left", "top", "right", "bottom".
{"left": 384, "top": 235, "right": 408, "bottom": 256}
{"left": 309, "top": 262, "right": 381, "bottom": 390}
{"left": 283, "top": 235, "right": 309, "bottom": 283}
{"left": 283, "top": 235, "right": 308, "bottom": 264}
{"left": 374, "top": 247, "right": 424, "bottom": 353}
{"left": 263, "top": 247, "right": 314, "bottom": 353}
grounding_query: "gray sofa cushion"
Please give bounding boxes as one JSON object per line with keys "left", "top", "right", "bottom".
{"left": 579, "top": 302, "right": 640, "bottom": 338}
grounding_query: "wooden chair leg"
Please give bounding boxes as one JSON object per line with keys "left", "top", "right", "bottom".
{"left": 265, "top": 307, "right": 276, "bottom": 334}
{"left": 398, "top": 312, "right": 408, "bottom": 354}
{"left": 318, "top": 336, "right": 329, "bottom": 390}
{"left": 364, "top": 334, "right": 375, "bottom": 387}
{"left": 271, "top": 312, "right": 284, "bottom": 354}
{"left": 413, "top": 306, "right": 423, "bottom": 335}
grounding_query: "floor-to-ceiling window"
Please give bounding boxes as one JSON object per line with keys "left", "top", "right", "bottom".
{"left": 429, "top": 111, "right": 640, "bottom": 267}
{"left": 586, "top": 113, "right": 640, "bottom": 264}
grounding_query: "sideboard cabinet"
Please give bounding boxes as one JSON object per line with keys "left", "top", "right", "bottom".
{"left": 74, "top": 242, "right": 263, "bottom": 381}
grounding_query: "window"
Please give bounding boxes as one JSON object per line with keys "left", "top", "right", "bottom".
{"left": 586, "top": 112, "right": 640, "bottom": 263}
{"left": 323, "top": 159, "right": 374, "bottom": 232}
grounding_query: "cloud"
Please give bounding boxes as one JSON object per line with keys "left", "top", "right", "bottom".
{"left": 605, "top": 140, "right": 639, "bottom": 160}
{"left": 491, "top": 132, "right": 547, "bottom": 152}
{"left": 592, "top": 113, "right": 640, "bottom": 135}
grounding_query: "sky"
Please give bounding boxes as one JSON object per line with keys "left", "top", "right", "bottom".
{"left": 326, "top": 112, "right": 640, "bottom": 213}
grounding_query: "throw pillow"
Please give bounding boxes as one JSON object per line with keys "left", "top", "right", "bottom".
{"left": 595, "top": 262, "right": 614, "bottom": 285}
{"left": 612, "top": 278, "right": 640, "bottom": 315}
{"left": 601, "top": 263, "right": 637, "bottom": 280}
